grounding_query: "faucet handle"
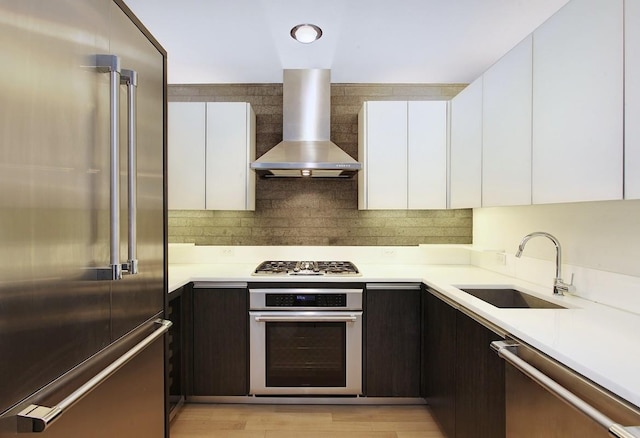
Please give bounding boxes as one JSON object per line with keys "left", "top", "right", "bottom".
{"left": 554, "top": 273, "right": 576, "bottom": 295}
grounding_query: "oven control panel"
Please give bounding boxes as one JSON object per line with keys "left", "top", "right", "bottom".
{"left": 266, "top": 293, "right": 346, "bottom": 307}
{"left": 249, "top": 287, "right": 363, "bottom": 311}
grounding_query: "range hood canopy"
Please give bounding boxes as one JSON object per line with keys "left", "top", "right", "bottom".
{"left": 250, "top": 69, "right": 361, "bottom": 178}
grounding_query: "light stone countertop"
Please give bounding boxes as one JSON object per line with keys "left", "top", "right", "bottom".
{"left": 168, "top": 260, "right": 640, "bottom": 411}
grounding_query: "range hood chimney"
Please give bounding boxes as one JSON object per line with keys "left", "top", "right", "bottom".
{"left": 250, "top": 69, "right": 361, "bottom": 178}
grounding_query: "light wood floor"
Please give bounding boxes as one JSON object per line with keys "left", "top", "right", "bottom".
{"left": 170, "top": 403, "right": 445, "bottom": 438}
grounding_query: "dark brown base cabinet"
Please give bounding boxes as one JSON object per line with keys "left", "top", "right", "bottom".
{"left": 424, "top": 288, "right": 506, "bottom": 438}
{"left": 365, "top": 283, "right": 422, "bottom": 397}
{"left": 167, "top": 286, "right": 186, "bottom": 418}
{"left": 423, "top": 288, "right": 457, "bottom": 437}
{"left": 191, "top": 284, "right": 248, "bottom": 396}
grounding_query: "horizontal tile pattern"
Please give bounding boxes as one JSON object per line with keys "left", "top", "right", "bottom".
{"left": 168, "top": 83, "right": 470, "bottom": 246}
{"left": 168, "top": 208, "right": 471, "bottom": 246}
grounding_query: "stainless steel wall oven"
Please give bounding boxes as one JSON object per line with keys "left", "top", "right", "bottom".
{"left": 249, "top": 283, "right": 364, "bottom": 396}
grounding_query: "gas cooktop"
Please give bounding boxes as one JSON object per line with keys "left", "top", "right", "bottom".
{"left": 252, "top": 260, "right": 361, "bottom": 276}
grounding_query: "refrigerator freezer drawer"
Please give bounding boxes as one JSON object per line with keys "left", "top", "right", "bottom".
{"left": 0, "top": 319, "right": 169, "bottom": 438}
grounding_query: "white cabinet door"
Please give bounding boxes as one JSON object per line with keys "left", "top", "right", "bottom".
{"left": 449, "top": 77, "right": 483, "bottom": 209}
{"left": 408, "top": 101, "right": 448, "bottom": 209}
{"left": 168, "top": 102, "right": 206, "bottom": 210}
{"left": 532, "top": 0, "right": 623, "bottom": 204}
{"left": 625, "top": 0, "right": 640, "bottom": 199}
{"left": 358, "top": 101, "right": 408, "bottom": 209}
{"left": 206, "top": 102, "right": 256, "bottom": 210}
{"left": 482, "top": 35, "right": 532, "bottom": 207}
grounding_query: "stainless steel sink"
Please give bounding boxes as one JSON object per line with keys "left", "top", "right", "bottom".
{"left": 459, "top": 288, "right": 567, "bottom": 309}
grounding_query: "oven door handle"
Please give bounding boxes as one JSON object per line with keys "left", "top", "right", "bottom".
{"left": 254, "top": 315, "right": 358, "bottom": 323}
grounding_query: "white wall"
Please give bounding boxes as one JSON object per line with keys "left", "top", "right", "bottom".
{"left": 473, "top": 200, "right": 640, "bottom": 314}
{"left": 474, "top": 199, "right": 640, "bottom": 276}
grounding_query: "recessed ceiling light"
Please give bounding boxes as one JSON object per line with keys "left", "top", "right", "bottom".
{"left": 290, "top": 24, "right": 323, "bottom": 44}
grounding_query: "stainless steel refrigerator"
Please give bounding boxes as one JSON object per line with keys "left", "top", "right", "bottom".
{"left": 0, "top": 0, "right": 168, "bottom": 436}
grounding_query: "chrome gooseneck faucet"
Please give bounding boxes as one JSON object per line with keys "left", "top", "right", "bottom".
{"left": 515, "top": 232, "right": 575, "bottom": 296}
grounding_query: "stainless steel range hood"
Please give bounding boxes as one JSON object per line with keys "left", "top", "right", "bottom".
{"left": 250, "top": 69, "right": 361, "bottom": 178}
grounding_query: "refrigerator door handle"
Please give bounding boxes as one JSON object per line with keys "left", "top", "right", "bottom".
{"left": 120, "top": 69, "right": 139, "bottom": 275}
{"left": 16, "top": 319, "right": 172, "bottom": 433}
{"left": 91, "top": 59, "right": 139, "bottom": 280}
{"left": 94, "top": 54, "right": 123, "bottom": 281}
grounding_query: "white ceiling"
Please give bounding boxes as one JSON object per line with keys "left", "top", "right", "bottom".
{"left": 125, "top": 0, "right": 570, "bottom": 84}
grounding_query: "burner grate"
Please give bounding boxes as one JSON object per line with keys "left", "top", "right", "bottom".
{"left": 253, "top": 260, "right": 360, "bottom": 276}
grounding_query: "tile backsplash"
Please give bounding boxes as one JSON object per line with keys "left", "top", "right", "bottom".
{"left": 168, "top": 82, "right": 470, "bottom": 246}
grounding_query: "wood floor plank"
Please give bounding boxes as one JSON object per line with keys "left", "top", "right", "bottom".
{"left": 245, "top": 419, "right": 374, "bottom": 432}
{"left": 172, "top": 432, "right": 266, "bottom": 438}
{"left": 264, "top": 431, "right": 397, "bottom": 438}
{"left": 370, "top": 421, "right": 442, "bottom": 432}
{"left": 397, "top": 432, "right": 447, "bottom": 438}
{"left": 170, "top": 404, "right": 445, "bottom": 438}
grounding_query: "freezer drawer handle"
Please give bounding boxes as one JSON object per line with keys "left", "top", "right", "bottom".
{"left": 491, "top": 340, "right": 640, "bottom": 438}
{"left": 120, "top": 69, "right": 139, "bottom": 275}
{"left": 16, "top": 319, "right": 171, "bottom": 433}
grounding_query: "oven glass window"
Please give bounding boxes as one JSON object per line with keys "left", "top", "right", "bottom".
{"left": 265, "top": 322, "right": 346, "bottom": 387}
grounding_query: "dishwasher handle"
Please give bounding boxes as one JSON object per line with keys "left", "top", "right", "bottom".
{"left": 491, "top": 340, "right": 640, "bottom": 438}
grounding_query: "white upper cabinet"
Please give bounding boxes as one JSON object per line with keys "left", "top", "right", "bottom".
{"left": 168, "top": 102, "right": 206, "bottom": 210}
{"left": 168, "top": 102, "right": 255, "bottom": 211}
{"left": 358, "top": 101, "right": 408, "bottom": 210}
{"left": 625, "top": 0, "right": 640, "bottom": 199}
{"left": 408, "top": 101, "right": 448, "bottom": 209}
{"left": 205, "top": 102, "right": 256, "bottom": 210}
{"left": 532, "top": 0, "right": 624, "bottom": 204}
{"left": 358, "top": 101, "right": 448, "bottom": 210}
{"left": 482, "top": 35, "right": 533, "bottom": 207}
{"left": 449, "top": 77, "right": 483, "bottom": 209}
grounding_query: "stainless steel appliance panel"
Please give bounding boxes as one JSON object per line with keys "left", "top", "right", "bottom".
{"left": 249, "top": 311, "right": 363, "bottom": 395}
{"left": 39, "top": 334, "right": 165, "bottom": 438}
{"left": 493, "top": 341, "right": 640, "bottom": 438}
{"left": 109, "top": 0, "right": 165, "bottom": 340}
{"left": 506, "top": 363, "right": 606, "bottom": 437}
{"left": 248, "top": 286, "right": 364, "bottom": 396}
{"left": 0, "top": 320, "right": 166, "bottom": 437}
{"left": 0, "top": 0, "right": 113, "bottom": 415}
{"left": 0, "top": 0, "right": 167, "bottom": 432}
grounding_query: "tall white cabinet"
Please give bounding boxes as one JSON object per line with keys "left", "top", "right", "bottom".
{"left": 358, "top": 101, "right": 408, "bottom": 210}
{"left": 358, "top": 101, "right": 448, "bottom": 210}
{"left": 168, "top": 102, "right": 256, "bottom": 211}
{"left": 205, "top": 102, "right": 256, "bottom": 210}
{"left": 408, "top": 101, "right": 448, "bottom": 209}
{"left": 449, "top": 77, "right": 483, "bottom": 209}
{"left": 531, "top": 0, "right": 624, "bottom": 204}
{"left": 482, "top": 35, "right": 532, "bottom": 207}
{"left": 625, "top": 0, "right": 640, "bottom": 199}
{"left": 168, "top": 102, "right": 206, "bottom": 210}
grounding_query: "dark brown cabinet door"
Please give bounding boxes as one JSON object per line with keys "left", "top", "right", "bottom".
{"left": 455, "top": 311, "right": 505, "bottom": 438}
{"left": 192, "top": 286, "right": 248, "bottom": 396}
{"left": 424, "top": 290, "right": 457, "bottom": 438}
{"left": 423, "top": 288, "right": 505, "bottom": 438}
{"left": 365, "top": 284, "right": 421, "bottom": 397}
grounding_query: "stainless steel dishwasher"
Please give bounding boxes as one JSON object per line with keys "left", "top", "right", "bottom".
{"left": 492, "top": 340, "right": 640, "bottom": 438}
